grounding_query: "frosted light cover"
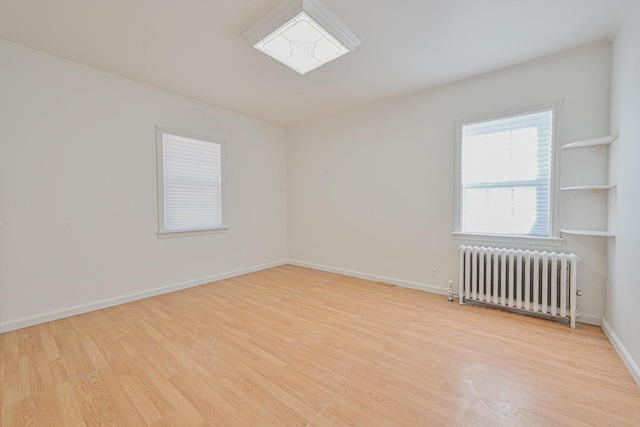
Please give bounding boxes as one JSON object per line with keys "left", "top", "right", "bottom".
{"left": 254, "top": 12, "right": 349, "bottom": 74}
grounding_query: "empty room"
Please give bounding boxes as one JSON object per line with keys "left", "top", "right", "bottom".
{"left": 1, "top": 0, "right": 640, "bottom": 425}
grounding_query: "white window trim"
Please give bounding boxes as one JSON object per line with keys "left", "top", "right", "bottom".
{"left": 453, "top": 102, "right": 563, "bottom": 246}
{"left": 157, "top": 227, "right": 229, "bottom": 239}
{"left": 156, "top": 127, "right": 228, "bottom": 238}
{"left": 451, "top": 232, "right": 562, "bottom": 247}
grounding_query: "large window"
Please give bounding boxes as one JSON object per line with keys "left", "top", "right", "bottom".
{"left": 455, "top": 106, "right": 558, "bottom": 241}
{"left": 156, "top": 128, "right": 226, "bottom": 237}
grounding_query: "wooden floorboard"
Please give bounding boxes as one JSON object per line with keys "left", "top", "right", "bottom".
{"left": 2, "top": 264, "right": 640, "bottom": 426}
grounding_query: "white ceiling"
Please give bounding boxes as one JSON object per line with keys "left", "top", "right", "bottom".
{"left": 0, "top": 0, "right": 629, "bottom": 128}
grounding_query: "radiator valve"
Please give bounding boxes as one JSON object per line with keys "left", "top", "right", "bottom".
{"left": 448, "top": 280, "right": 458, "bottom": 302}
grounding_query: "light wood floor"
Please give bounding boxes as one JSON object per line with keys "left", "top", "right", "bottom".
{"left": 2, "top": 265, "right": 639, "bottom": 426}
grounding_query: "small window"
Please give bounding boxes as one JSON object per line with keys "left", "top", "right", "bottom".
{"left": 156, "top": 128, "right": 226, "bottom": 237}
{"left": 455, "top": 106, "right": 559, "bottom": 240}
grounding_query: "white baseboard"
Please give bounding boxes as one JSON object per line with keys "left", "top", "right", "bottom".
{"left": 577, "top": 313, "right": 602, "bottom": 326}
{"left": 288, "top": 259, "right": 449, "bottom": 296}
{"left": 0, "top": 260, "right": 288, "bottom": 333}
{"left": 1, "top": 258, "right": 610, "bottom": 343}
{"left": 601, "top": 318, "right": 640, "bottom": 387}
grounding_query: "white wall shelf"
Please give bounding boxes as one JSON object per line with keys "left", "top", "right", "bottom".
{"left": 560, "top": 229, "right": 615, "bottom": 237}
{"left": 560, "top": 184, "right": 616, "bottom": 191}
{"left": 560, "top": 134, "right": 616, "bottom": 238}
{"left": 562, "top": 135, "right": 618, "bottom": 149}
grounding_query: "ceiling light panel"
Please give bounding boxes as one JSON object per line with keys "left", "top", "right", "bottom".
{"left": 242, "top": 0, "right": 361, "bottom": 74}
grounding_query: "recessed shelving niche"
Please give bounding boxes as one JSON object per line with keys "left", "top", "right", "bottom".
{"left": 560, "top": 135, "right": 617, "bottom": 237}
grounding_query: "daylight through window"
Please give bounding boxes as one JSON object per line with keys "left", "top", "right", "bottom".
{"left": 458, "top": 109, "right": 555, "bottom": 237}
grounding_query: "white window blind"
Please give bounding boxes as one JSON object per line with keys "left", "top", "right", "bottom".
{"left": 159, "top": 132, "right": 223, "bottom": 233}
{"left": 459, "top": 109, "right": 554, "bottom": 237}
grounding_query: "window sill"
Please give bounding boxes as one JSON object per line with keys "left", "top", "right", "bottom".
{"left": 157, "top": 227, "right": 229, "bottom": 239}
{"left": 452, "top": 232, "right": 562, "bottom": 247}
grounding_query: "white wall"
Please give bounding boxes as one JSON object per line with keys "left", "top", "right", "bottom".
{"left": 605, "top": 2, "right": 640, "bottom": 385}
{"left": 0, "top": 42, "right": 288, "bottom": 331}
{"left": 288, "top": 43, "right": 611, "bottom": 324}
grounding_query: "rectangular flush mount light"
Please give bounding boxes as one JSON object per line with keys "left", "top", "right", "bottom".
{"left": 242, "top": 0, "right": 362, "bottom": 74}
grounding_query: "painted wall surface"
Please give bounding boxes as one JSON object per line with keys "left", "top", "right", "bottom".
{"left": 606, "top": 1, "right": 640, "bottom": 383}
{"left": 0, "top": 42, "right": 288, "bottom": 330}
{"left": 288, "top": 44, "right": 611, "bottom": 324}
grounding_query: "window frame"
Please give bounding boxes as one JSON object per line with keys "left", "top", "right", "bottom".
{"left": 156, "top": 127, "right": 228, "bottom": 239}
{"left": 453, "top": 103, "right": 563, "bottom": 247}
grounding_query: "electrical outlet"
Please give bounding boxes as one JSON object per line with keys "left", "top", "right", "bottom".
{"left": 431, "top": 267, "right": 438, "bottom": 278}
{"left": 311, "top": 250, "right": 316, "bottom": 260}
